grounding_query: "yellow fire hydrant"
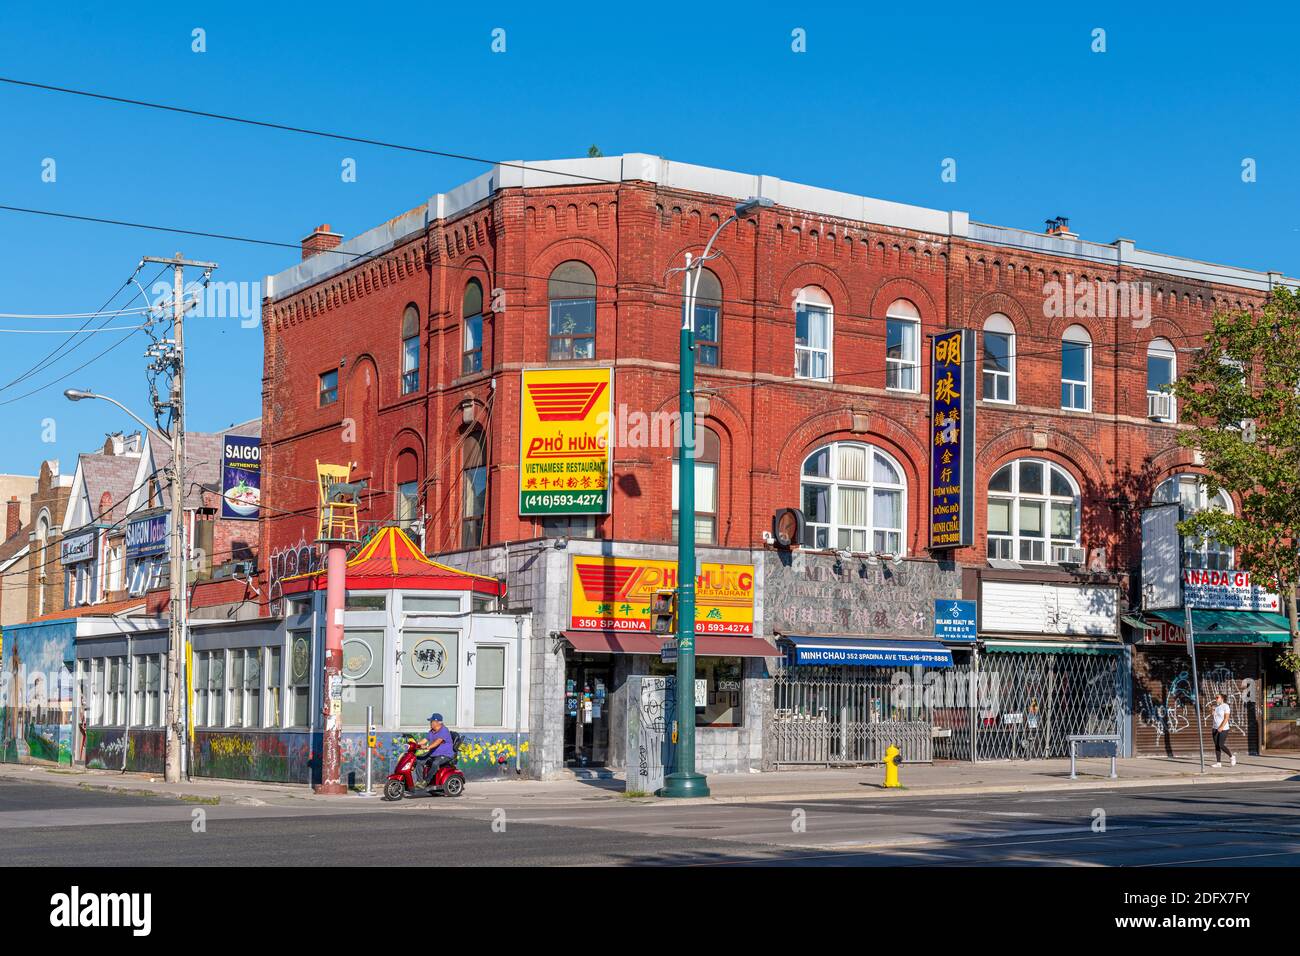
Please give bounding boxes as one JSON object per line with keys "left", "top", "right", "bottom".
{"left": 884, "top": 744, "right": 902, "bottom": 788}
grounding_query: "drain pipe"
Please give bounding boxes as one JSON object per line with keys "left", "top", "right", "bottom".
{"left": 121, "top": 631, "right": 133, "bottom": 774}
{"left": 514, "top": 614, "right": 524, "bottom": 774}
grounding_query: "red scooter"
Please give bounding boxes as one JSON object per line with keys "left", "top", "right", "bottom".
{"left": 383, "top": 735, "right": 466, "bottom": 800}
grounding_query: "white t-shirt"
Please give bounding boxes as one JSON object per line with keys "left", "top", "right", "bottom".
{"left": 1212, "top": 702, "right": 1231, "bottom": 730}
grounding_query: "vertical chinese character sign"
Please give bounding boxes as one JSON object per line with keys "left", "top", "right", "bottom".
{"left": 519, "top": 368, "right": 613, "bottom": 516}
{"left": 929, "top": 329, "right": 975, "bottom": 548}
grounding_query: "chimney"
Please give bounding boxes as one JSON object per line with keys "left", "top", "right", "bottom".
{"left": 301, "top": 224, "right": 343, "bottom": 261}
{"left": 1044, "top": 216, "right": 1077, "bottom": 240}
{"left": 5, "top": 496, "right": 18, "bottom": 540}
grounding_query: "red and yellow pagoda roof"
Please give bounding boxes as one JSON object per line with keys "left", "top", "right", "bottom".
{"left": 279, "top": 527, "right": 504, "bottom": 597}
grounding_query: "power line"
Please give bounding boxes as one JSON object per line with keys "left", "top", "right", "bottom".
{"left": 0, "top": 76, "right": 613, "bottom": 186}
{"left": 0, "top": 324, "right": 150, "bottom": 334}
{"left": 0, "top": 307, "right": 152, "bottom": 319}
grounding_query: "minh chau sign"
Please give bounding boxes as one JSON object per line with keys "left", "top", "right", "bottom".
{"left": 1183, "top": 568, "right": 1280, "bottom": 612}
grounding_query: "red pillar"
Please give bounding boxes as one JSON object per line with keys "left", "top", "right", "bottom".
{"left": 314, "top": 542, "right": 348, "bottom": 794}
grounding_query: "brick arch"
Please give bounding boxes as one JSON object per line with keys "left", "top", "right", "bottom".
{"left": 978, "top": 425, "right": 1106, "bottom": 489}
{"left": 442, "top": 255, "right": 492, "bottom": 317}
{"left": 528, "top": 236, "right": 618, "bottom": 301}
{"left": 778, "top": 261, "right": 853, "bottom": 317}
{"left": 1043, "top": 311, "right": 1104, "bottom": 346}
{"left": 968, "top": 290, "right": 1033, "bottom": 333}
{"left": 869, "top": 276, "right": 937, "bottom": 323}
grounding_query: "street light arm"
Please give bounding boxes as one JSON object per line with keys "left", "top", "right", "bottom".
{"left": 65, "top": 390, "right": 171, "bottom": 445}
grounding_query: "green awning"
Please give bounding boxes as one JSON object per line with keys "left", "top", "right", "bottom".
{"left": 982, "top": 641, "right": 1123, "bottom": 655}
{"left": 1148, "top": 609, "right": 1294, "bottom": 644}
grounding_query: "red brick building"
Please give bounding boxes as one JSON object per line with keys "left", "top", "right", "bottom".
{"left": 259, "top": 155, "right": 1298, "bottom": 775}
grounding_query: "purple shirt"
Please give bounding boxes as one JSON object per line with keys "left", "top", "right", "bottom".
{"left": 426, "top": 726, "right": 454, "bottom": 757}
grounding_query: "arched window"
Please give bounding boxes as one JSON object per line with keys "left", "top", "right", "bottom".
{"left": 794, "top": 286, "right": 832, "bottom": 381}
{"left": 1146, "top": 338, "right": 1176, "bottom": 422}
{"left": 395, "top": 449, "right": 420, "bottom": 526}
{"left": 885, "top": 299, "right": 921, "bottom": 392}
{"left": 801, "top": 442, "right": 905, "bottom": 555}
{"left": 400, "top": 304, "right": 420, "bottom": 395}
{"left": 693, "top": 269, "right": 721, "bottom": 367}
{"left": 672, "top": 426, "right": 721, "bottom": 544}
{"left": 982, "top": 313, "right": 1015, "bottom": 403}
{"left": 548, "top": 261, "right": 597, "bottom": 361}
{"left": 1061, "top": 325, "right": 1091, "bottom": 411}
{"left": 462, "top": 281, "right": 484, "bottom": 375}
{"left": 987, "top": 459, "right": 1080, "bottom": 564}
{"left": 461, "top": 430, "right": 487, "bottom": 548}
{"left": 1153, "top": 475, "right": 1233, "bottom": 569}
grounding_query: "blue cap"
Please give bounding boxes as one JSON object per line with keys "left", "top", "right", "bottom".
{"left": 427, "top": 713, "right": 443, "bottom": 722}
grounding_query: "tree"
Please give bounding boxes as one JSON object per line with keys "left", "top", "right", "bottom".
{"left": 1171, "top": 285, "right": 1300, "bottom": 693}
{"left": 587, "top": 145, "right": 603, "bottom": 158}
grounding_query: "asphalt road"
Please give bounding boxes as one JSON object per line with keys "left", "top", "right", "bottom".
{"left": 1, "top": 776, "right": 1298, "bottom": 866}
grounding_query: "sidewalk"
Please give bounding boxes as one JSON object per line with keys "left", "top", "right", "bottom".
{"left": 2, "top": 752, "right": 1296, "bottom": 809}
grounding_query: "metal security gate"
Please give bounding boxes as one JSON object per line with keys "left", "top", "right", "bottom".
{"left": 974, "top": 650, "right": 1122, "bottom": 761}
{"left": 771, "top": 665, "right": 935, "bottom": 765}
{"left": 771, "top": 650, "right": 1123, "bottom": 765}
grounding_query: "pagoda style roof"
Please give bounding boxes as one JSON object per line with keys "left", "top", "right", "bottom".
{"left": 279, "top": 527, "right": 504, "bottom": 597}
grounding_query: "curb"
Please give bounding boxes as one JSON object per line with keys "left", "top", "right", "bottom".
{"left": 646, "top": 770, "right": 1298, "bottom": 806}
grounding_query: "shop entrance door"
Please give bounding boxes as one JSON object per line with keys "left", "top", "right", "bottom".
{"left": 564, "top": 657, "right": 612, "bottom": 768}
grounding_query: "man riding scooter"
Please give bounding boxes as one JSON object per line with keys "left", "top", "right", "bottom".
{"left": 416, "top": 713, "right": 456, "bottom": 791}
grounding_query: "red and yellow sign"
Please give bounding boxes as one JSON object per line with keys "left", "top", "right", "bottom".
{"left": 519, "top": 368, "right": 613, "bottom": 516}
{"left": 569, "top": 556, "right": 755, "bottom": 634}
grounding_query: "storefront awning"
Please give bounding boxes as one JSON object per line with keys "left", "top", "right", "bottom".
{"left": 1148, "top": 609, "right": 1293, "bottom": 644}
{"left": 780, "top": 635, "right": 954, "bottom": 668}
{"left": 562, "top": 632, "right": 778, "bottom": 657}
{"left": 982, "top": 640, "right": 1123, "bottom": 655}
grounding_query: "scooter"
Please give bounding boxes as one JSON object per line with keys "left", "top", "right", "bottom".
{"left": 383, "top": 736, "right": 466, "bottom": 800}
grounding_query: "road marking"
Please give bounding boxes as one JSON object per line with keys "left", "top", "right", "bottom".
{"left": 1144, "top": 847, "right": 1300, "bottom": 867}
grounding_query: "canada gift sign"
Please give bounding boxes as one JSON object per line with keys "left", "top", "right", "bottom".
{"left": 519, "top": 368, "right": 613, "bottom": 516}
{"left": 569, "top": 556, "right": 755, "bottom": 634}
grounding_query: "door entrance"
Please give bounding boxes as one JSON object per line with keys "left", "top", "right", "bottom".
{"left": 564, "top": 656, "right": 612, "bottom": 767}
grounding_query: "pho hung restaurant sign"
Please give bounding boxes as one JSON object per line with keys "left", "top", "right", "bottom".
{"left": 125, "top": 512, "right": 169, "bottom": 558}
{"left": 220, "top": 434, "right": 262, "bottom": 520}
{"left": 929, "top": 329, "right": 975, "bottom": 549}
{"left": 519, "top": 367, "right": 612, "bottom": 516}
{"left": 1182, "top": 569, "right": 1280, "bottom": 612}
{"left": 569, "top": 555, "right": 754, "bottom": 634}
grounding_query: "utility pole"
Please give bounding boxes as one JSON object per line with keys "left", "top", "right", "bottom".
{"left": 142, "top": 253, "right": 216, "bottom": 784}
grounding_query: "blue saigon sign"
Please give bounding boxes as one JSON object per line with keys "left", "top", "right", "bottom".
{"left": 125, "top": 512, "right": 170, "bottom": 559}
{"left": 929, "top": 329, "right": 976, "bottom": 549}
{"left": 934, "top": 599, "right": 978, "bottom": 642}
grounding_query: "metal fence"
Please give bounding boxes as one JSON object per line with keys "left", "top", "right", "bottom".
{"left": 771, "top": 651, "right": 1123, "bottom": 766}
{"left": 771, "top": 665, "right": 933, "bottom": 765}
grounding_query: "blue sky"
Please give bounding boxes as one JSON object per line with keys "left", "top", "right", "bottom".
{"left": 0, "top": 2, "right": 1297, "bottom": 471}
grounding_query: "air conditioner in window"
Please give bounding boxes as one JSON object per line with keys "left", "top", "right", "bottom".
{"left": 1053, "top": 545, "right": 1086, "bottom": 567}
{"left": 1147, "top": 391, "right": 1173, "bottom": 421}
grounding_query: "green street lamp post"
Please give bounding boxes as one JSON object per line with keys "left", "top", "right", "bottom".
{"left": 661, "top": 195, "right": 772, "bottom": 798}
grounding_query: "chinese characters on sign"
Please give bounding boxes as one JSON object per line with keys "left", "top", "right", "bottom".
{"left": 929, "top": 329, "right": 976, "bottom": 549}
{"left": 569, "top": 556, "right": 755, "bottom": 634}
{"left": 519, "top": 368, "right": 613, "bottom": 516}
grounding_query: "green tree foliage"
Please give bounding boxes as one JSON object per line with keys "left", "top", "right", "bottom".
{"left": 1171, "top": 286, "right": 1300, "bottom": 688}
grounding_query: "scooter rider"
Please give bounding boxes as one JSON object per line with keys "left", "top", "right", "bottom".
{"left": 418, "top": 713, "right": 456, "bottom": 789}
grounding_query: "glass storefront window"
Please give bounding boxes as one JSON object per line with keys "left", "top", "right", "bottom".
{"left": 342, "top": 629, "right": 385, "bottom": 726}
{"left": 288, "top": 632, "right": 311, "bottom": 728}
{"left": 401, "top": 630, "right": 458, "bottom": 726}
{"left": 649, "top": 656, "right": 744, "bottom": 728}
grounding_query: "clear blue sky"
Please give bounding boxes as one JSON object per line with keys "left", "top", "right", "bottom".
{"left": 0, "top": 3, "right": 1296, "bottom": 472}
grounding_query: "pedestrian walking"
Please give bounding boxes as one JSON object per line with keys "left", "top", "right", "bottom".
{"left": 1210, "top": 693, "right": 1236, "bottom": 768}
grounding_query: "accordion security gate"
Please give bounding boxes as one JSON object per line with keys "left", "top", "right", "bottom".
{"left": 771, "top": 651, "right": 1123, "bottom": 766}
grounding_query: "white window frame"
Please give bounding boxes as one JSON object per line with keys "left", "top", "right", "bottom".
{"left": 794, "top": 287, "right": 833, "bottom": 382}
{"left": 987, "top": 459, "right": 1081, "bottom": 565}
{"left": 473, "top": 644, "right": 509, "bottom": 728}
{"left": 982, "top": 313, "right": 1015, "bottom": 404}
{"left": 1147, "top": 338, "right": 1177, "bottom": 423}
{"left": 1061, "top": 325, "right": 1092, "bottom": 411}
{"left": 885, "top": 299, "right": 921, "bottom": 393}
{"left": 800, "top": 442, "right": 907, "bottom": 556}
{"left": 1154, "top": 474, "right": 1234, "bottom": 570}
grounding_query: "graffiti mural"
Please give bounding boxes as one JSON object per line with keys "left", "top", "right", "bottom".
{"left": 84, "top": 729, "right": 166, "bottom": 774}
{"left": 186, "top": 730, "right": 528, "bottom": 785}
{"left": 1134, "top": 648, "right": 1259, "bottom": 755}
{"left": 266, "top": 536, "right": 324, "bottom": 616}
{"left": 0, "top": 620, "right": 76, "bottom": 766}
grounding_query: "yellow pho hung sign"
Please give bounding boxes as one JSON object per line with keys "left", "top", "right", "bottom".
{"left": 519, "top": 368, "right": 613, "bottom": 516}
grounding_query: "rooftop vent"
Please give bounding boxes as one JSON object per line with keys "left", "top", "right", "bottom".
{"left": 1044, "top": 216, "right": 1077, "bottom": 240}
